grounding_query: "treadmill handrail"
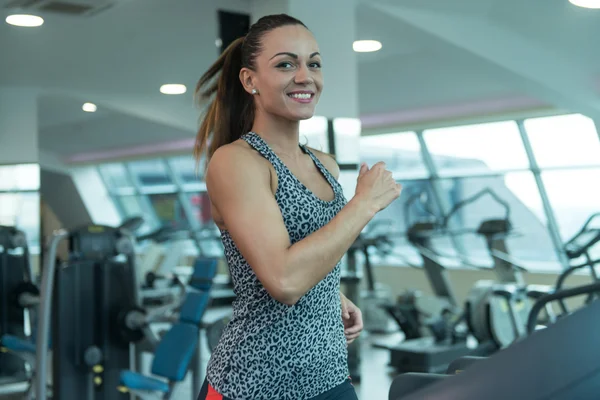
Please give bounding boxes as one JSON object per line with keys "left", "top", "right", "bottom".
{"left": 441, "top": 187, "right": 511, "bottom": 229}
{"left": 526, "top": 281, "right": 600, "bottom": 334}
{"left": 411, "top": 243, "right": 491, "bottom": 271}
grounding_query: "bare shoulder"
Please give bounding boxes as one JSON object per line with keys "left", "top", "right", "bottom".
{"left": 207, "top": 140, "right": 268, "bottom": 179}
{"left": 306, "top": 147, "right": 340, "bottom": 180}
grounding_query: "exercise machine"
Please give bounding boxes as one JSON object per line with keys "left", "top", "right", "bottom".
{"left": 377, "top": 219, "right": 475, "bottom": 374}
{"left": 443, "top": 189, "right": 541, "bottom": 350}
{"left": 0, "top": 226, "right": 35, "bottom": 385}
{"left": 35, "top": 222, "right": 143, "bottom": 400}
{"left": 389, "top": 212, "right": 600, "bottom": 398}
{"left": 389, "top": 280, "right": 600, "bottom": 400}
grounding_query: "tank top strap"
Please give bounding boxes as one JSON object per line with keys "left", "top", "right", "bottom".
{"left": 299, "top": 145, "right": 342, "bottom": 195}
{"left": 240, "top": 132, "right": 287, "bottom": 172}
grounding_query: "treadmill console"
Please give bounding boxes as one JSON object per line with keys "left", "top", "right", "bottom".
{"left": 564, "top": 229, "right": 600, "bottom": 259}
{"left": 477, "top": 219, "right": 511, "bottom": 237}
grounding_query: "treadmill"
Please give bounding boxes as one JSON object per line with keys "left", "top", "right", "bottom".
{"left": 391, "top": 280, "right": 600, "bottom": 400}
{"left": 389, "top": 211, "right": 600, "bottom": 400}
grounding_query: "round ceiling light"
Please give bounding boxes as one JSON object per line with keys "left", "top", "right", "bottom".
{"left": 353, "top": 40, "right": 382, "bottom": 53}
{"left": 5, "top": 14, "right": 44, "bottom": 27}
{"left": 160, "top": 84, "right": 187, "bottom": 95}
{"left": 569, "top": 0, "right": 600, "bottom": 8}
{"left": 82, "top": 103, "right": 97, "bottom": 113}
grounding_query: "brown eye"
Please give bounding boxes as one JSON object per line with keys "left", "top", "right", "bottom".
{"left": 276, "top": 62, "right": 294, "bottom": 69}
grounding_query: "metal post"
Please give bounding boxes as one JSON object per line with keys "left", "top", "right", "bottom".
{"left": 516, "top": 120, "right": 570, "bottom": 269}
{"left": 191, "top": 340, "right": 203, "bottom": 399}
{"left": 35, "top": 230, "right": 69, "bottom": 400}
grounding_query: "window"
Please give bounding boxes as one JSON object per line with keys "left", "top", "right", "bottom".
{"left": 147, "top": 193, "right": 189, "bottom": 229}
{"left": 0, "top": 192, "right": 40, "bottom": 252}
{"left": 188, "top": 192, "right": 212, "bottom": 227}
{"left": 168, "top": 155, "right": 203, "bottom": 186}
{"left": 438, "top": 173, "right": 559, "bottom": 271}
{"left": 423, "top": 121, "right": 530, "bottom": 176}
{"left": 0, "top": 164, "right": 40, "bottom": 191}
{"left": 128, "top": 160, "right": 176, "bottom": 192}
{"left": 367, "top": 179, "right": 437, "bottom": 266}
{"left": 360, "top": 132, "right": 428, "bottom": 179}
{"left": 115, "top": 195, "right": 157, "bottom": 234}
{"left": 98, "top": 163, "right": 133, "bottom": 189}
{"left": 524, "top": 114, "right": 600, "bottom": 169}
{"left": 542, "top": 168, "right": 600, "bottom": 244}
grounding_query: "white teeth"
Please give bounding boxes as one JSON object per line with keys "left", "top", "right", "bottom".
{"left": 289, "top": 93, "right": 312, "bottom": 99}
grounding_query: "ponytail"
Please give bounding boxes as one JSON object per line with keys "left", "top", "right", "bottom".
{"left": 193, "top": 37, "right": 254, "bottom": 169}
{"left": 193, "top": 13, "right": 308, "bottom": 171}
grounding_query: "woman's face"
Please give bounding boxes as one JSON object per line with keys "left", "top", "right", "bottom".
{"left": 250, "top": 25, "right": 323, "bottom": 121}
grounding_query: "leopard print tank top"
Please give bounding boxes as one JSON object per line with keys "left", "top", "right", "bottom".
{"left": 205, "top": 132, "right": 350, "bottom": 400}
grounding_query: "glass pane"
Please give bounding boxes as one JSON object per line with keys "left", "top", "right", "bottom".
{"left": 542, "top": 168, "right": 600, "bottom": 246}
{"left": 98, "top": 163, "right": 133, "bottom": 189}
{"left": 0, "top": 163, "right": 40, "bottom": 191}
{"left": 169, "top": 155, "right": 203, "bottom": 184}
{"left": 116, "top": 195, "right": 156, "bottom": 234}
{"left": 0, "top": 192, "right": 40, "bottom": 252}
{"left": 333, "top": 117, "right": 361, "bottom": 164}
{"left": 439, "top": 173, "right": 559, "bottom": 271}
{"left": 147, "top": 193, "right": 189, "bottom": 229}
{"left": 128, "top": 160, "right": 173, "bottom": 188}
{"left": 366, "top": 179, "right": 438, "bottom": 266}
{"left": 188, "top": 192, "right": 212, "bottom": 227}
{"left": 189, "top": 192, "right": 223, "bottom": 256}
{"left": 300, "top": 116, "right": 329, "bottom": 153}
{"left": 525, "top": 114, "right": 600, "bottom": 168}
{"left": 359, "top": 132, "right": 428, "bottom": 179}
{"left": 424, "top": 121, "right": 530, "bottom": 176}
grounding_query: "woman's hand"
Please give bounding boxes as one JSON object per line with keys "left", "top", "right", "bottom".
{"left": 341, "top": 292, "right": 363, "bottom": 345}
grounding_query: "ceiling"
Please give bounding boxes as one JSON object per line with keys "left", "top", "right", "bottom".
{"left": 1, "top": 0, "right": 600, "bottom": 166}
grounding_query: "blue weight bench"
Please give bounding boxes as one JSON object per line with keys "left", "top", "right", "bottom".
{"left": 189, "top": 257, "right": 218, "bottom": 292}
{"left": 118, "top": 290, "right": 212, "bottom": 399}
{"left": 1, "top": 334, "right": 36, "bottom": 354}
{"left": 119, "top": 322, "right": 200, "bottom": 399}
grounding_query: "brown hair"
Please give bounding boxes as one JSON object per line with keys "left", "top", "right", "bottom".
{"left": 193, "top": 14, "right": 307, "bottom": 168}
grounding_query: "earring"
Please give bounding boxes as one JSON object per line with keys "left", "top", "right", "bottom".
{"left": 251, "top": 89, "right": 258, "bottom": 95}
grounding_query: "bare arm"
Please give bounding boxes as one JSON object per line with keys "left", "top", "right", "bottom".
{"left": 206, "top": 145, "right": 377, "bottom": 306}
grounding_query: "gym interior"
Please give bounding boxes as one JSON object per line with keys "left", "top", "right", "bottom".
{"left": 2, "top": 0, "right": 600, "bottom": 399}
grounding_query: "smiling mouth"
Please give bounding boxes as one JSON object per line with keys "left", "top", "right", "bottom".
{"left": 288, "top": 93, "right": 314, "bottom": 99}
{"left": 287, "top": 92, "right": 315, "bottom": 101}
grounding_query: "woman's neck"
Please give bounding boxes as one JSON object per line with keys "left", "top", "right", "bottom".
{"left": 251, "top": 113, "right": 303, "bottom": 158}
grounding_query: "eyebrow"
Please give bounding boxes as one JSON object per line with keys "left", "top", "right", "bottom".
{"left": 270, "top": 52, "right": 321, "bottom": 60}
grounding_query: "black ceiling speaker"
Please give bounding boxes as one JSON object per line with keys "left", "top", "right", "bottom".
{"left": 217, "top": 10, "right": 251, "bottom": 54}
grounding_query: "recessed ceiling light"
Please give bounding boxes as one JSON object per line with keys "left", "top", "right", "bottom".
{"left": 353, "top": 40, "right": 382, "bottom": 53}
{"left": 82, "top": 103, "right": 97, "bottom": 113}
{"left": 160, "top": 84, "right": 187, "bottom": 95}
{"left": 569, "top": 0, "right": 600, "bottom": 7}
{"left": 5, "top": 14, "right": 44, "bottom": 27}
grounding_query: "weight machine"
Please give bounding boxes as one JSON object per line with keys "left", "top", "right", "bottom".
{"left": 35, "top": 222, "right": 143, "bottom": 400}
{"left": 0, "top": 226, "right": 34, "bottom": 385}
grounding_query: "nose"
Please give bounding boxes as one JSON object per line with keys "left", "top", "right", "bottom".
{"left": 294, "top": 65, "right": 313, "bottom": 85}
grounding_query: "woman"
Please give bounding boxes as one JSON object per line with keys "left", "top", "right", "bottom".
{"left": 194, "top": 13, "right": 401, "bottom": 400}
